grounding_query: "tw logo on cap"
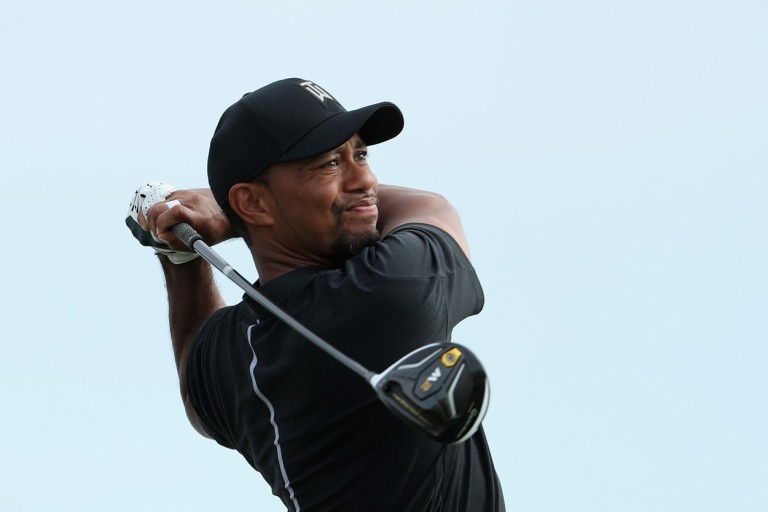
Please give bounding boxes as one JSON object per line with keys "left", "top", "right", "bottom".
{"left": 298, "top": 81, "right": 336, "bottom": 104}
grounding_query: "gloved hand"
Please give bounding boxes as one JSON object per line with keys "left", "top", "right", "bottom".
{"left": 126, "top": 182, "right": 200, "bottom": 264}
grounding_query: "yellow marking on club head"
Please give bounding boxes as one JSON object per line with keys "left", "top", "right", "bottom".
{"left": 441, "top": 347, "right": 462, "bottom": 367}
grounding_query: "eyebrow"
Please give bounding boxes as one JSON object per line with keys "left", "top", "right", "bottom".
{"left": 326, "top": 136, "right": 367, "bottom": 156}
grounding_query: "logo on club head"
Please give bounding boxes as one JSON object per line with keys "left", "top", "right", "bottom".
{"left": 420, "top": 366, "right": 442, "bottom": 392}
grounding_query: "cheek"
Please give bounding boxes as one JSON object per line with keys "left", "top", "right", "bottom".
{"left": 290, "top": 194, "right": 340, "bottom": 231}
{"left": 273, "top": 175, "right": 341, "bottom": 227}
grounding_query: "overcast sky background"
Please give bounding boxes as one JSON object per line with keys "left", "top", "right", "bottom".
{"left": 1, "top": 0, "right": 766, "bottom": 510}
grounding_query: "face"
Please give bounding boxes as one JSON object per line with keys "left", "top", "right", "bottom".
{"left": 264, "top": 135, "right": 380, "bottom": 265}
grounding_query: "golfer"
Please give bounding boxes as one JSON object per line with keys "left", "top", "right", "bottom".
{"left": 127, "top": 78, "right": 505, "bottom": 511}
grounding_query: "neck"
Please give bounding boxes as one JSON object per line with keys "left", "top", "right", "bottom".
{"left": 250, "top": 245, "right": 340, "bottom": 285}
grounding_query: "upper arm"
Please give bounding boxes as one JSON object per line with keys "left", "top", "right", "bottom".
{"left": 159, "top": 256, "right": 225, "bottom": 438}
{"left": 376, "top": 185, "right": 471, "bottom": 259}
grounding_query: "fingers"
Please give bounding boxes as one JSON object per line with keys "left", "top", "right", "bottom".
{"left": 128, "top": 185, "right": 235, "bottom": 248}
{"left": 165, "top": 189, "right": 236, "bottom": 246}
{"left": 129, "top": 182, "right": 177, "bottom": 231}
{"left": 148, "top": 197, "right": 189, "bottom": 250}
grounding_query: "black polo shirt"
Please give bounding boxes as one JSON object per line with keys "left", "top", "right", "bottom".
{"left": 187, "top": 224, "right": 505, "bottom": 511}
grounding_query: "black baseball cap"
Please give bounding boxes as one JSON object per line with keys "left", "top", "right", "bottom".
{"left": 207, "top": 78, "right": 404, "bottom": 210}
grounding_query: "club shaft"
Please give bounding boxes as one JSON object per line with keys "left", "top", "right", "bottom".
{"left": 173, "top": 224, "right": 376, "bottom": 382}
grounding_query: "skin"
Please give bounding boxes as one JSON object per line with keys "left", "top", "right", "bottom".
{"left": 228, "top": 135, "right": 382, "bottom": 282}
{"left": 141, "top": 133, "right": 471, "bottom": 437}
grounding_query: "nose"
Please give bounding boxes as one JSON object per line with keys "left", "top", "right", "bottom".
{"left": 343, "top": 158, "right": 377, "bottom": 192}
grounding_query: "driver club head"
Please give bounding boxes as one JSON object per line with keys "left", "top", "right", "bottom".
{"left": 371, "top": 343, "right": 490, "bottom": 444}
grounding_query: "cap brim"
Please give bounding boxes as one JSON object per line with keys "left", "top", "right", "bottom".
{"left": 275, "top": 102, "right": 403, "bottom": 163}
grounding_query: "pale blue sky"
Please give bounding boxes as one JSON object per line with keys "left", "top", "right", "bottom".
{"left": 1, "top": 0, "right": 766, "bottom": 510}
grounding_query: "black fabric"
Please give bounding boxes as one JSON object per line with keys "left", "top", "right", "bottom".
{"left": 187, "top": 224, "right": 505, "bottom": 511}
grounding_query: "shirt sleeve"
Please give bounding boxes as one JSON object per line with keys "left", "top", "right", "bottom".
{"left": 185, "top": 306, "right": 238, "bottom": 449}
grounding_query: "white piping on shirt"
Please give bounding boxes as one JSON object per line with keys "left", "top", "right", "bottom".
{"left": 247, "top": 322, "right": 301, "bottom": 511}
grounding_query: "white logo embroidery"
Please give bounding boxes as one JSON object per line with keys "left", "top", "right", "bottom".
{"left": 299, "top": 81, "right": 335, "bottom": 103}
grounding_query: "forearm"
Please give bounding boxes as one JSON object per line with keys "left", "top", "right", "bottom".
{"left": 159, "top": 255, "right": 225, "bottom": 397}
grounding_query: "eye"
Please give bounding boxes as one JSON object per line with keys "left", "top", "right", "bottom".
{"left": 323, "top": 158, "right": 340, "bottom": 167}
{"left": 355, "top": 151, "right": 368, "bottom": 162}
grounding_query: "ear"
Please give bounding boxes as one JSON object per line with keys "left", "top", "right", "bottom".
{"left": 228, "top": 182, "right": 275, "bottom": 227}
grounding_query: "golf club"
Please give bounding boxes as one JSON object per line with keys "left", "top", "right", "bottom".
{"left": 171, "top": 222, "right": 490, "bottom": 444}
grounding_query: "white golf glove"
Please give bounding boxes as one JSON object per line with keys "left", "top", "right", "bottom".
{"left": 125, "top": 182, "right": 200, "bottom": 264}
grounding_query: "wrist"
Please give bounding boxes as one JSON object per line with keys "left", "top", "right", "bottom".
{"left": 155, "top": 249, "right": 200, "bottom": 265}
{"left": 157, "top": 252, "right": 205, "bottom": 272}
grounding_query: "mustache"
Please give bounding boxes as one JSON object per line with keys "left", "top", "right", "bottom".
{"left": 334, "top": 192, "right": 378, "bottom": 213}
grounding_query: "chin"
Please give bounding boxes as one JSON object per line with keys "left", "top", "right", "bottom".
{"left": 331, "top": 228, "right": 381, "bottom": 259}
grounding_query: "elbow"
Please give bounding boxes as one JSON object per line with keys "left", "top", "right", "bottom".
{"left": 184, "top": 394, "right": 213, "bottom": 439}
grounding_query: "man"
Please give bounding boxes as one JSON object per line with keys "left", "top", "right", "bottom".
{"left": 127, "top": 78, "right": 505, "bottom": 511}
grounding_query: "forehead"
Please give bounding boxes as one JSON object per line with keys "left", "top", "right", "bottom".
{"left": 321, "top": 134, "right": 367, "bottom": 155}
{"left": 299, "top": 134, "right": 366, "bottom": 164}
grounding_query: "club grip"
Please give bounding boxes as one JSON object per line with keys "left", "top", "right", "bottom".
{"left": 171, "top": 222, "right": 203, "bottom": 249}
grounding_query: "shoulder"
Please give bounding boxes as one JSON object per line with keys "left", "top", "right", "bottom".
{"left": 192, "top": 305, "right": 237, "bottom": 347}
{"left": 386, "top": 222, "right": 465, "bottom": 246}
{"left": 301, "top": 223, "right": 483, "bottom": 335}
{"left": 354, "top": 222, "right": 475, "bottom": 279}
{"left": 385, "top": 221, "right": 465, "bottom": 248}
{"left": 189, "top": 303, "right": 260, "bottom": 363}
